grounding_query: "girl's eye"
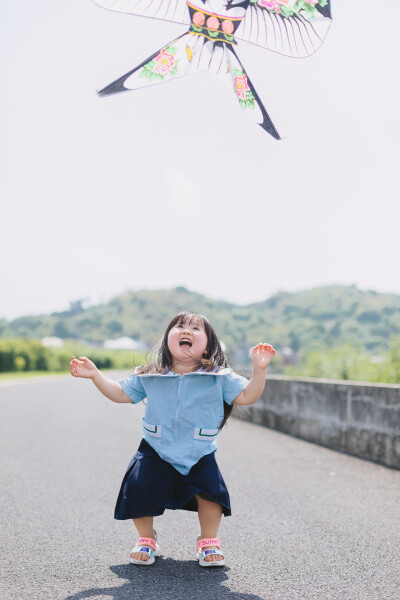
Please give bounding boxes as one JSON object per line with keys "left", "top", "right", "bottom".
{"left": 193, "top": 327, "right": 199, "bottom": 331}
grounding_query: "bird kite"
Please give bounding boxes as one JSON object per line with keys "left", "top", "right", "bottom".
{"left": 92, "top": 0, "right": 332, "bottom": 139}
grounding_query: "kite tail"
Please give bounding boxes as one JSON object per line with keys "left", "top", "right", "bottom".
{"left": 97, "top": 32, "right": 213, "bottom": 97}
{"left": 226, "top": 46, "right": 280, "bottom": 140}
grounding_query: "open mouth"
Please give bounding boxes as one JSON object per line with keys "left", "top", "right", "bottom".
{"left": 179, "top": 338, "right": 192, "bottom": 348}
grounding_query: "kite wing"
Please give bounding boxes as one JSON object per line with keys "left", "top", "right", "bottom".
{"left": 235, "top": 0, "right": 332, "bottom": 58}
{"left": 91, "top": 0, "right": 190, "bottom": 26}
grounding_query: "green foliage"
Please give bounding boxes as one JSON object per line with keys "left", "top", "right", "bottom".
{"left": 0, "top": 338, "right": 146, "bottom": 374}
{"left": 286, "top": 337, "right": 400, "bottom": 384}
{"left": 53, "top": 320, "right": 71, "bottom": 338}
{"left": 106, "top": 320, "right": 123, "bottom": 336}
{"left": 14, "top": 356, "right": 27, "bottom": 371}
{"left": 0, "top": 339, "right": 48, "bottom": 372}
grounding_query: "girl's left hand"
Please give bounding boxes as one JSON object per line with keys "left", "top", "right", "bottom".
{"left": 251, "top": 343, "right": 276, "bottom": 370}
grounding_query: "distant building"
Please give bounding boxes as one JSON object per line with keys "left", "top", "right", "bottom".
{"left": 41, "top": 337, "right": 64, "bottom": 348}
{"left": 281, "top": 347, "right": 298, "bottom": 366}
{"left": 370, "top": 355, "right": 385, "bottom": 364}
{"left": 103, "top": 337, "right": 146, "bottom": 351}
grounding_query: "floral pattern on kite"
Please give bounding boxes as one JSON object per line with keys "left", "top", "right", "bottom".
{"left": 140, "top": 47, "right": 179, "bottom": 81}
{"left": 254, "top": 0, "right": 329, "bottom": 18}
{"left": 233, "top": 70, "right": 255, "bottom": 110}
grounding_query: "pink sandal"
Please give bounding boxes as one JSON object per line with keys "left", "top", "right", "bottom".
{"left": 196, "top": 537, "right": 225, "bottom": 567}
{"left": 130, "top": 534, "right": 160, "bottom": 566}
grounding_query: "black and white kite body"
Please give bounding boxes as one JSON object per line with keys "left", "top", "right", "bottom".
{"left": 93, "top": 0, "right": 332, "bottom": 139}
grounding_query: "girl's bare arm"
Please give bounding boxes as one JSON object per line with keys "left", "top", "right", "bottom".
{"left": 233, "top": 343, "right": 276, "bottom": 406}
{"left": 69, "top": 356, "right": 132, "bottom": 403}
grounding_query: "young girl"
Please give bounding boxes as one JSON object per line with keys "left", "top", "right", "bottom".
{"left": 69, "top": 310, "right": 275, "bottom": 567}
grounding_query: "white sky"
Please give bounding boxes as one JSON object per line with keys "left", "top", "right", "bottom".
{"left": 1, "top": 0, "right": 399, "bottom": 320}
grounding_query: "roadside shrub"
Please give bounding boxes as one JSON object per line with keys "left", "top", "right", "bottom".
{"left": 0, "top": 339, "right": 48, "bottom": 372}
{"left": 0, "top": 338, "right": 147, "bottom": 374}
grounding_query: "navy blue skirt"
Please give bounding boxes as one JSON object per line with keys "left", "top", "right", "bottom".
{"left": 114, "top": 439, "right": 231, "bottom": 519}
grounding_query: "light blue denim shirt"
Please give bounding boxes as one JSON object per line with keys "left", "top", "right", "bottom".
{"left": 119, "top": 368, "right": 248, "bottom": 475}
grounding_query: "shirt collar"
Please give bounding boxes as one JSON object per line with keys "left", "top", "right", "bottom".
{"left": 136, "top": 367, "right": 231, "bottom": 377}
{"left": 164, "top": 367, "right": 231, "bottom": 376}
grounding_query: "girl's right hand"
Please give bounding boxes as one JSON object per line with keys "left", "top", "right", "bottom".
{"left": 69, "top": 356, "right": 98, "bottom": 379}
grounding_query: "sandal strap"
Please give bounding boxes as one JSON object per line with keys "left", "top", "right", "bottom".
{"left": 131, "top": 545, "right": 154, "bottom": 557}
{"left": 197, "top": 537, "right": 221, "bottom": 552}
{"left": 202, "top": 549, "right": 224, "bottom": 558}
{"left": 137, "top": 537, "right": 156, "bottom": 551}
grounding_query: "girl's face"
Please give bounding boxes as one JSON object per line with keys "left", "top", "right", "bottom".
{"left": 167, "top": 317, "right": 208, "bottom": 365}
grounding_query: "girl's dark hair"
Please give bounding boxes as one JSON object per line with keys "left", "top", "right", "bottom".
{"left": 136, "top": 310, "right": 233, "bottom": 428}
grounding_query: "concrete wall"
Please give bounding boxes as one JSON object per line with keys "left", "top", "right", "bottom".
{"left": 233, "top": 375, "right": 400, "bottom": 469}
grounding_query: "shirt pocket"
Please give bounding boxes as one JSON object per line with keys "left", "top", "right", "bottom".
{"left": 193, "top": 427, "right": 219, "bottom": 441}
{"left": 142, "top": 418, "right": 162, "bottom": 438}
{"left": 192, "top": 427, "right": 219, "bottom": 461}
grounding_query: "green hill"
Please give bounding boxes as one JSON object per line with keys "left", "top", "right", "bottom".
{"left": 1, "top": 286, "right": 400, "bottom": 361}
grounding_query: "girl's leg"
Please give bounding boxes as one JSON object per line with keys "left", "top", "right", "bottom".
{"left": 196, "top": 495, "right": 224, "bottom": 563}
{"left": 131, "top": 516, "right": 156, "bottom": 562}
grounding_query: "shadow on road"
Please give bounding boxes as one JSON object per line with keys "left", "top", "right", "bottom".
{"left": 63, "top": 559, "right": 265, "bottom": 600}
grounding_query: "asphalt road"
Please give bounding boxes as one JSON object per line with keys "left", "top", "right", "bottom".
{"left": 1, "top": 373, "right": 399, "bottom": 600}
